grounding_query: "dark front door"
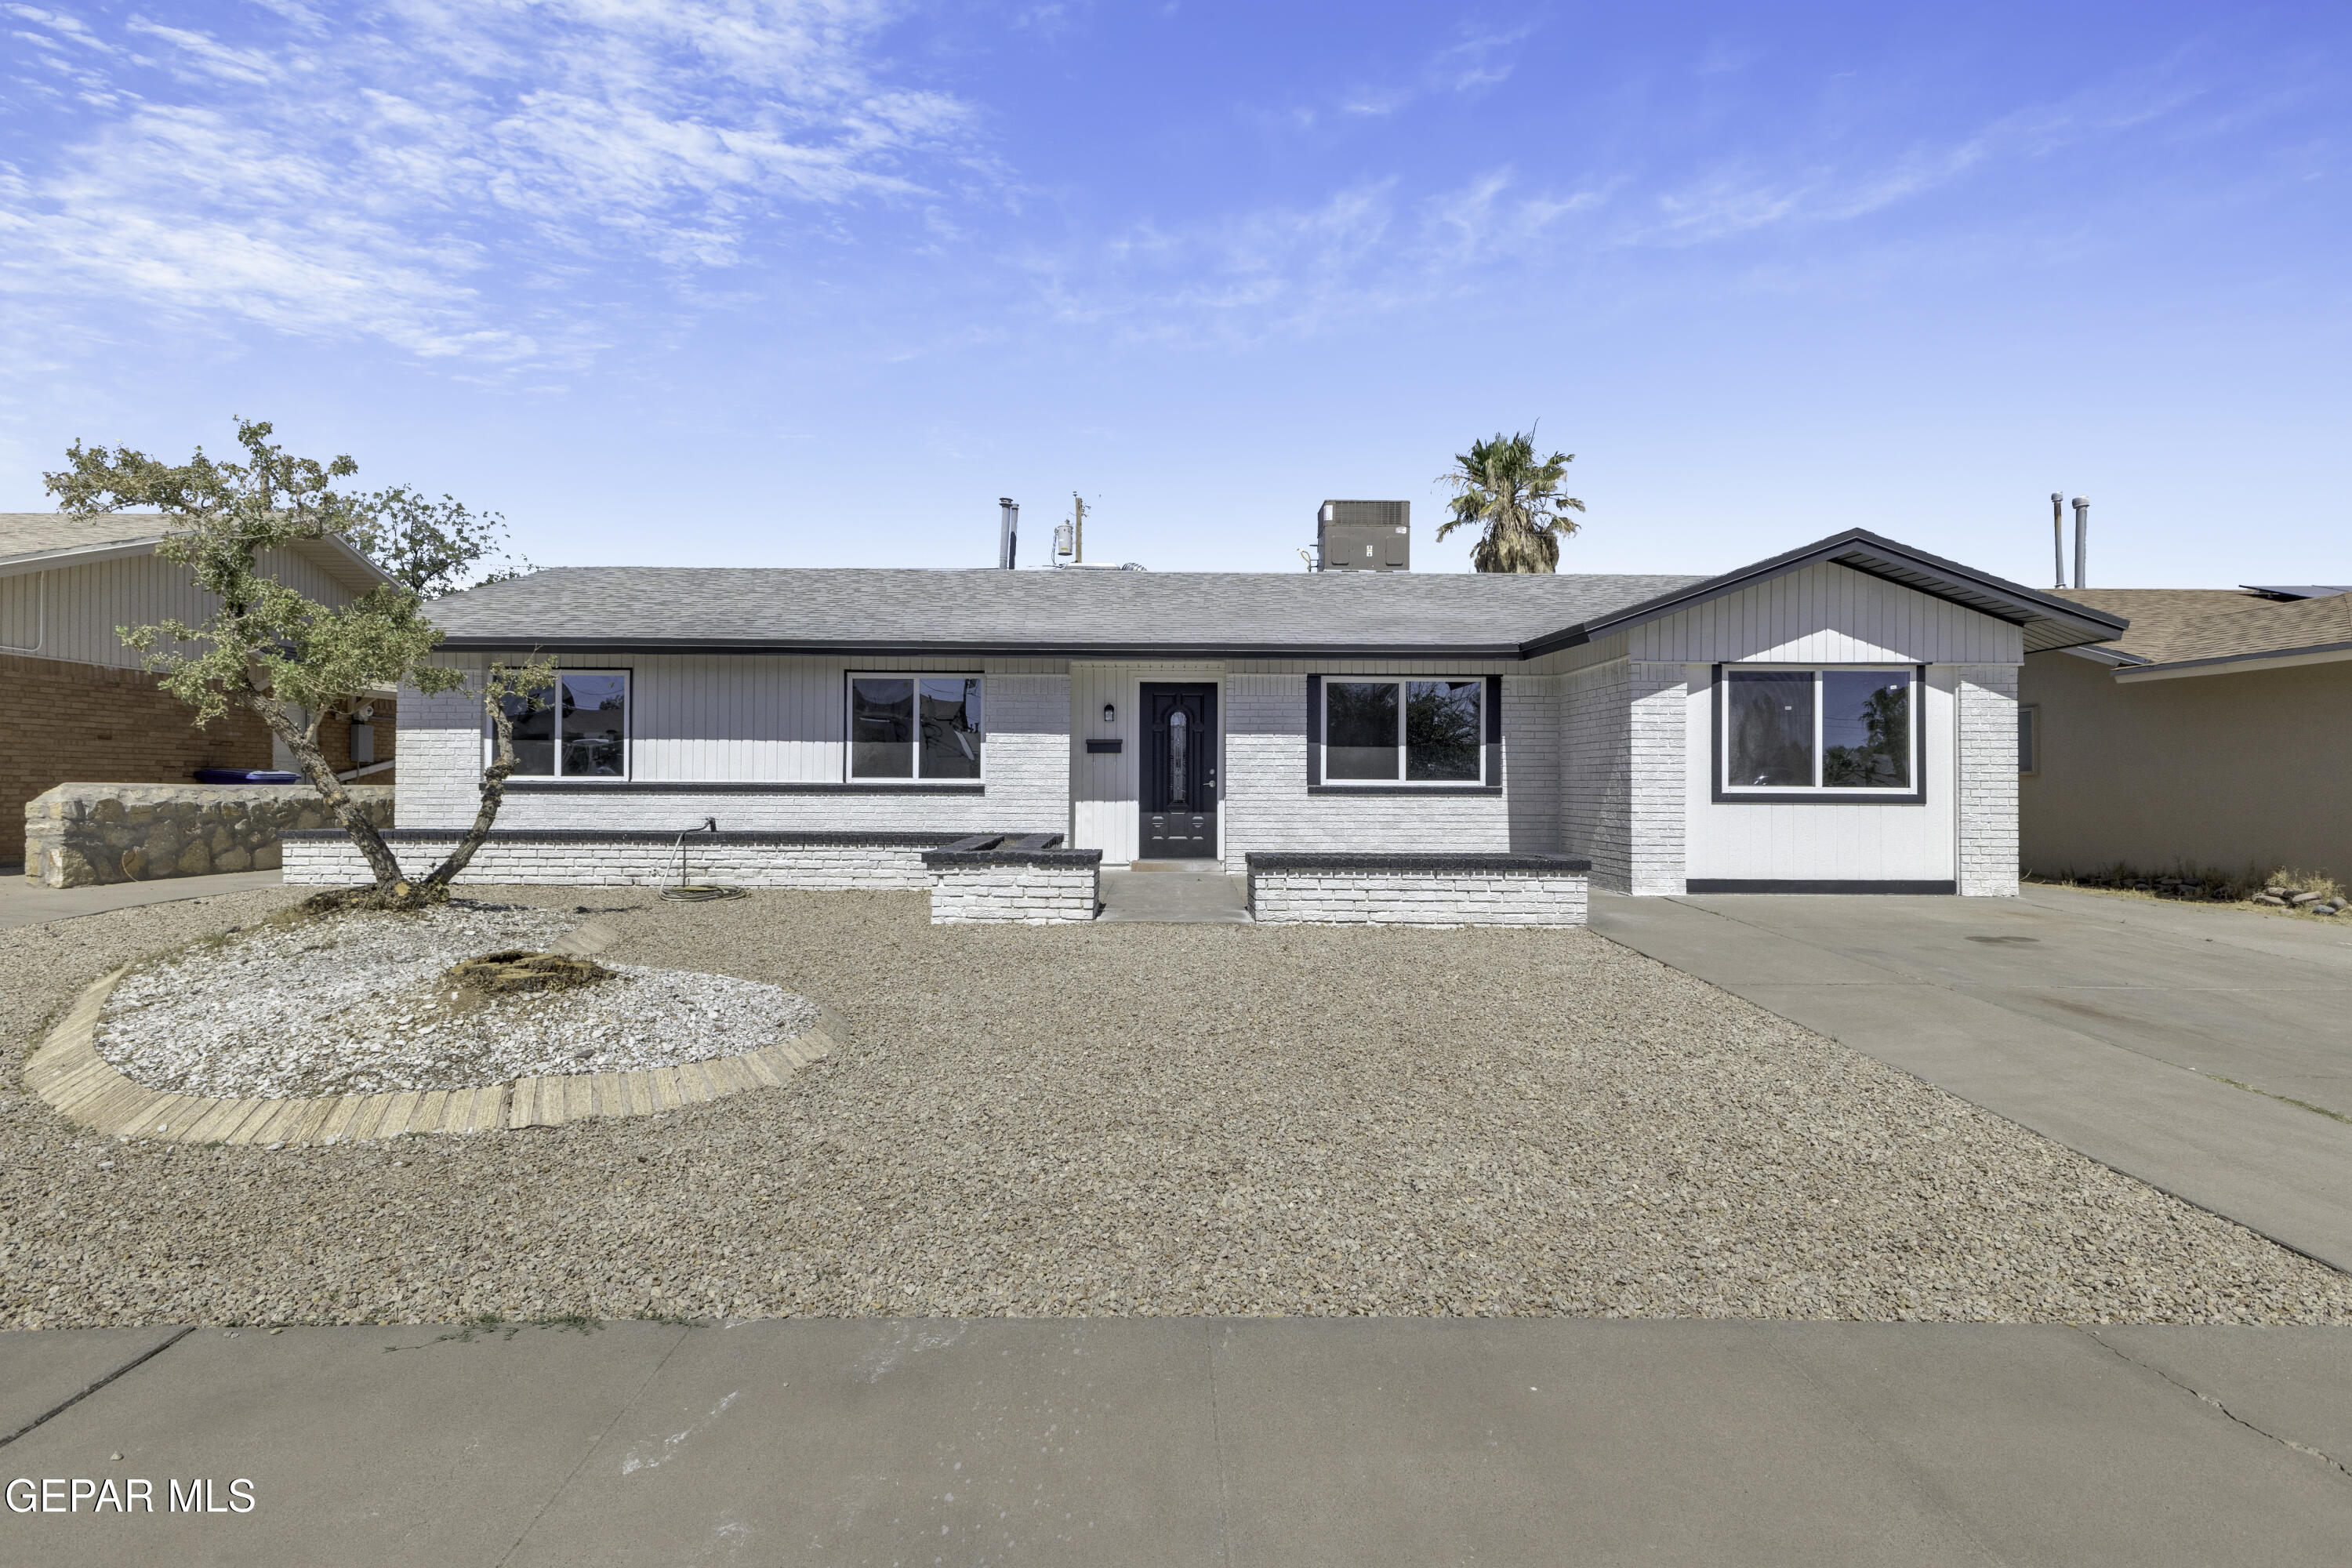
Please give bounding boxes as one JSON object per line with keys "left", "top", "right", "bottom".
{"left": 1139, "top": 683, "right": 1217, "bottom": 859}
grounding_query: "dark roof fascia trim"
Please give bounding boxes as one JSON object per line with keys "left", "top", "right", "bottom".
{"left": 435, "top": 637, "right": 1530, "bottom": 661}
{"left": 1518, "top": 529, "right": 2132, "bottom": 660}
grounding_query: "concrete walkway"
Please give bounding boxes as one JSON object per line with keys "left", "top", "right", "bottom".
{"left": 0, "top": 869, "right": 286, "bottom": 932}
{"left": 1592, "top": 886, "right": 2352, "bottom": 1272}
{"left": 3, "top": 1319, "right": 2350, "bottom": 1565}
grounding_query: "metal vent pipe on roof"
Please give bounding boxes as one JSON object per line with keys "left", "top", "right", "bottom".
{"left": 2050, "top": 492, "right": 2066, "bottom": 590}
{"left": 2071, "top": 496, "right": 2089, "bottom": 590}
{"left": 997, "top": 498, "right": 1018, "bottom": 569}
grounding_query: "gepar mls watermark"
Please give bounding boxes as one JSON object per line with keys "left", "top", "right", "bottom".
{"left": 9, "top": 1477, "right": 256, "bottom": 1514}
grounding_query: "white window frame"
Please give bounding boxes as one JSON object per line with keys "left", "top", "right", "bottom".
{"left": 1717, "top": 662, "right": 1923, "bottom": 800}
{"left": 1318, "top": 675, "right": 1487, "bottom": 788}
{"left": 486, "top": 668, "right": 632, "bottom": 781}
{"left": 2018, "top": 703, "right": 2040, "bottom": 776}
{"left": 845, "top": 672, "right": 987, "bottom": 785}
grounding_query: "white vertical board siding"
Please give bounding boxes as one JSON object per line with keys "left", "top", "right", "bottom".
{"left": 1629, "top": 561, "right": 2025, "bottom": 665}
{"left": 394, "top": 655, "right": 1071, "bottom": 837}
{"left": 1068, "top": 661, "right": 1225, "bottom": 863}
{"left": 1682, "top": 664, "right": 1958, "bottom": 884}
{"left": 0, "top": 572, "right": 37, "bottom": 652}
{"left": 23, "top": 546, "right": 358, "bottom": 670}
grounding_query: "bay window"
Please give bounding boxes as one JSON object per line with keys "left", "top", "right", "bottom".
{"left": 1719, "top": 665, "right": 1920, "bottom": 800}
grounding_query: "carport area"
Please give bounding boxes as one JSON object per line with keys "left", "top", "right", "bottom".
{"left": 1592, "top": 885, "right": 2352, "bottom": 1273}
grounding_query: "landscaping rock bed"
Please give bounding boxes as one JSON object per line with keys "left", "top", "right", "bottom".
{"left": 6, "top": 885, "right": 2352, "bottom": 1328}
{"left": 90, "top": 901, "right": 822, "bottom": 1099}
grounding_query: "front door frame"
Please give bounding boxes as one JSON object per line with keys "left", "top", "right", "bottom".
{"left": 1136, "top": 678, "right": 1222, "bottom": 862}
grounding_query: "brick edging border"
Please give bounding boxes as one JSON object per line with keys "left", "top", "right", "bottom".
{"left": 20, "top": 968, "right": 843, "bottom": 1146}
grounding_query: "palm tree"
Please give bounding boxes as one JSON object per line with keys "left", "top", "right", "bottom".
{"left": 1435, "top": 430, "right": 1585, "bottom": 573}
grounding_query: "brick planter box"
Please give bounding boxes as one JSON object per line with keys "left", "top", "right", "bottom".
{"left": 25, "top": 783, "right": 393, "bottom": 888}
{"left": 922, "top": 835, "right": 1102, "bottom": 924}
{"left": 282, "top": 828, "right": 971, "bottom": 890}
{"left": 1245, "top": 852, "right": 1592, "bottom": 927}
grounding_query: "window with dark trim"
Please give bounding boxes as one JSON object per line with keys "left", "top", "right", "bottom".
{"left": 2019, "top": 703, "right": 2038, "bottom": 775}
{"left": 494, "top": 670, "right": 630, "bottom": 779}
{"left": 1716, "top": 665, "right": 1922, "bottom": 801}
{"left": 848, "top": 674, "right": 983, "bottom": 782}
{"left": 1312, "top": 676, "right": 1496, "bottom": 788}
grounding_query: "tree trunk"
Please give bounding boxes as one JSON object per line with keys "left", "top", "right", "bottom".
{"left": 418, "top": 670, "right": 529, "bottom": 893}
{"left": 419, "top": 753, "right": 516, "bottom": 893}
{"left": 252, "top": 692, "right": 408, "bottom": 888}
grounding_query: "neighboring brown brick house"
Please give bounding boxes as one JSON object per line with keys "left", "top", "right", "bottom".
{"left": 2, "top": 514, "right": 396, "bottom": 867}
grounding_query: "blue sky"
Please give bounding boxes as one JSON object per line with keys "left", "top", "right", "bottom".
{"left": 2, "top": 2, "right": 2344, "bottom": 586}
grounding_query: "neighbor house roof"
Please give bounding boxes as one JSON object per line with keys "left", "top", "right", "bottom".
{"left": 426, "top": 528, "right": 2127, "bottom": 661}
{"left": 2055, "top": 587, "right": 2352, "bottom": 682}
{"left": 0, "top": 511, "right": 390, "bottom": 594}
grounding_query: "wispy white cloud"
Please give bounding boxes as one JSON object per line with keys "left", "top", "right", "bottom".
{"left": 0, "top": 1, "right": 983, "bottom": 367}
{"left": 1337, "top": 21, "right": 1535, "bottom": 118}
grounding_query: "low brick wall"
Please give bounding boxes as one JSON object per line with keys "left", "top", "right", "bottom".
{"left": 25, "top": 783, "right": 394, "bottom": 888}
{"left": 282, "top": 829, "right": 963, "bottom": 889}
{"left": 1245, "top": 852, "right": 1592, "bottom": 927}
{"left": 922, "top": 836, "right": 1101, "bottom": 924}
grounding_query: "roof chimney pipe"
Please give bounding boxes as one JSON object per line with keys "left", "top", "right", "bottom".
{"left": 2071, "top": 496, "right": 2089, "bottom": 590}
{"left": 997, "top": 498, "right": 1018, "bottom": 570}
{"left": 2050, "top": 492, "right": 2066, "bottom": 590}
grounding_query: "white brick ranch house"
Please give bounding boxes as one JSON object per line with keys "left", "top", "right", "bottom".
{"left": 288, "top": 528, "right": 2126, "bottom": 920}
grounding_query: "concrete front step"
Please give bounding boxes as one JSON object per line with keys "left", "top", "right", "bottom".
{"left": 1098, "top": 867, "right": 1251, "bottom": 924}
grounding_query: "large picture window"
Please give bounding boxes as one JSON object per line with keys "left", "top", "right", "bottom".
{"left": 1320, "top": 677, "right": 1485, "bottom": 785}
{"left": 497, "top": 670, "right": 630, "bottom": 779}
{"left": 849, "top": 675, "right": 983, "bottom": 781}
{"left": 1721, "top": 666, "right": 1918, "bottom": 797}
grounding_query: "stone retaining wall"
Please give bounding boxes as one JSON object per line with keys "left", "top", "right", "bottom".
{"left": 1246, "top": 852, "right": 1591, "bottom": 927}
{"left": 25, "top": 783, "right": 394, "bottom": 888}
{"left": 283, "top": 829, "right": 959, "bottom": 889}
{"left": 922, "top": 836, "right": 1102, "bottom": 924}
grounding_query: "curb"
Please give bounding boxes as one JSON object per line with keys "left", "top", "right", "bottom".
{"left": 22, "top": 967, "right": 841, "bottom": 1146}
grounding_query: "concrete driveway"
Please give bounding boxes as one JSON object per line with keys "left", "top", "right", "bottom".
{"left": 5, "top": 1319, "right": 2351, "bottom": 1566}
{"left": 1592, "top": 886, "right": 2352, "bottom": 1272}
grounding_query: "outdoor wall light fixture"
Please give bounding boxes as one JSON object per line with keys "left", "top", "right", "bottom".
{"left": 1102, "top": 702, "right": 1116, "bottom": 726}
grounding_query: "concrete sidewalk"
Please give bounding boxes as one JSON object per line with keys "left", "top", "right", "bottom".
{"left": 1592, "top": 886, "right": 2352, "bottom": 1272}
{"left": 4, "top": 1319, "right": 2350, "bottom": 1566}
{"left": 0, "top": 870, "right": 286, "bottom": 932}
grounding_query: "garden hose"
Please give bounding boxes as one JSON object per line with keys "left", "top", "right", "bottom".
{"left": 659, "top": 884, "right": 747, "bottom": 903}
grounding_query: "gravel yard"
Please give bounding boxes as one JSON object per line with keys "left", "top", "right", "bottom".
{"left": 6, "top": 884, "right": 2352, "bottom": 1328}
{"left": 93, "top": 900, "right": 822, "bottom": 1098}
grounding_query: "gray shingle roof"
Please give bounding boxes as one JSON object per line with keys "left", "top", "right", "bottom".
{"left": 0, "top": 511, "right": 175, "bottom": 564}
{"left": 426, "top": 567, "right": 1711, "bottom": 657}
{"left": 422, "top": 531, "right": 2130, "bottom": 659}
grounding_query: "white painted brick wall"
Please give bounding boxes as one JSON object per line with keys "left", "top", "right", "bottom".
{"left": 1955, "top": 665, "right": 2020, "bottom": 897}
{"left": 927, "top": 863, "right": 1098, "bottom": 924}
{"left": 394, "top": 672, "right": 1072, "bottom": 839}
{"left": 1560, "top": 658, "right": 1686, "bottom": 895}
{"left": 283, "top": 836, "right": 936, "bottom": 889}
{"left": 1250, "top": 869, "right": 1588, "bottom": 927}
{"left": 1627, "top": 662, "right": 1689, "bottom": 897}
{"left": 1221, "top": 673, "right": 1517, "bottom": 872}
{"left": 1504, "top": 676, "right": 1562, "bottom": 854}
